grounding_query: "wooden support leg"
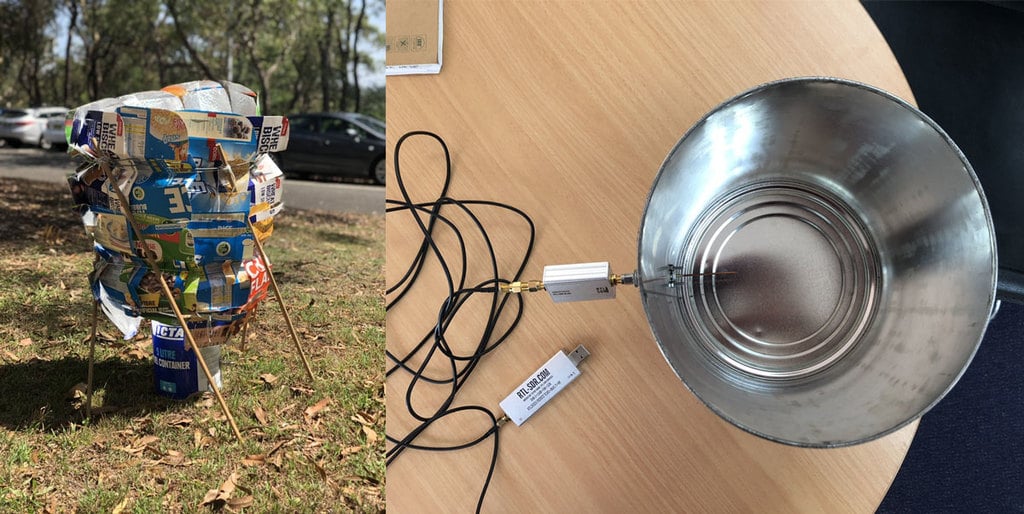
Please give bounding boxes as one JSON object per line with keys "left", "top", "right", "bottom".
{"left": 99, "top": 159, "right": 244, "bottom": 442}
{"left": 239, "top": 308, "right": 254, "bottom": 353}
{"left": 248, "top": 224, "right": 316, "bottom": 382}
{"left": 86, "top": 299, "right": 99, "bottom": 420}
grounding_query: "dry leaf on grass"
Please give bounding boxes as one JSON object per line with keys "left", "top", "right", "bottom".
{"left": 124, "top": 343, "right": 149, "bottom": 360}
{"left": 18, "top": 337, "right": 32, "bottom": 346}
{"left": 289, "top": 385, "right": 314, "bottom": 397}
{"left": 304, "top": 398, "right": 331, "bottom": 420}
{"left": 275, "top": 402, "right": 297, "bottom": 416}
{"left": 156, "top": 449, "right": 190, "bottom": 467}
{"left": 266, "top": 439, "right": 289, "bottom": 456}
{"left": 268, "top": 452, "right": 283, "bottom": 472}
{"left": 200, "top": 471, "right": 252, "bottom": 511}
{"left": 270, "top": 485, "right": 284, "bottom": 500}
{"left": 165, "top": 414, "right": 193, "bottom": 428}
{"left": 136, "top": 435, "right": 160, "bottom": 447}
{"left": 120, "top": 435, "right": 160, "bottom": 455}
{"left": 194, "top": 429, "right": 215, "bottom": 450}
{"left": 307, "top": 455, "right": 328, "bottom": 482}
{"left": 351, "top": 412, "right": 374, "bottom": 426}
{"left": 362, "top": 426, "right": 379, "bottom": 445}
{"left": 42, "top": 495, "right": 63, "bottom": 514}
{"left": 112, "top": 496, "right": 130, "bottom": 514}
{"left": 126, "top": 349, "right": 148, "bottom": 360}
{"left": 237, "top": 448, "right": 284, "bottom": 472}
{"left": 258, "top": 373, "right": 278, "bottom": 387}
{"left": 253, "top": 405, "right": 268, "bottom": 426}
{"left": 227, "top": 496, "right": 254, "bottom": 510}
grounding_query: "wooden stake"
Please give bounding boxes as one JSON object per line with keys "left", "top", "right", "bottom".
{"left": 248, "top": 221, "right": 316, "bottom": 382}
{"left": 98, "top": 157, "right": 244, "bottom": 442}
{"left": 239, "top": 307, "right": 254, "bottom": 353}
{"left": 153, "top": 270, "right": 242, "bottom": 442}
{"left": 86, "top": 299, "right": 99, "bottom": 420}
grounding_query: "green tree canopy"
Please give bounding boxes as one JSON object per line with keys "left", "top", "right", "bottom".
{"left": 0, "top": 0, "right": 384, "bottom": 118}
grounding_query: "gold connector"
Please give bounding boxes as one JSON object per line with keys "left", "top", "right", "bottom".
{"left": 500, "top": 280, "right": 545, "bottom": 294}
{"left": 610, "top": 272, "right": 637, "bottom": 287}
{"left": 496, "top": 414, "right": 511, "bottom": 428}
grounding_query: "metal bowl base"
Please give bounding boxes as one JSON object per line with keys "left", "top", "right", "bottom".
{"left": 680, "top": 181, "right": 880, "bottom": 382}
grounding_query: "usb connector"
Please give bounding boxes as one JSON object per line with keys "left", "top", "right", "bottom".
{"left": 497, "top": 344, "right": 590, "bottom": 426}
{"left": 566, "top": 344, "right": 590, "bottom": 367}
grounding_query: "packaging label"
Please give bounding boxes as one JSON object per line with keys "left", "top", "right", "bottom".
{"left": 499, "top": 351, "right": 581, "bottom": 426}
{"left": 92, "top": 213, "right": 132, "bottom": 254}
{"left": 190, "top": 221, "right": 253, "bottom": 266}
{"left": 250, "top": 155, "right": 283, "bottom": 205}
{"left": 111, "top": 108, "right": 289, "bottom": 166}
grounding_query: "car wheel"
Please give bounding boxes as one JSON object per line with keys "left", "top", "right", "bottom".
{"left": 39, "top": 136, "right": 52, "bottom": 151}
{"left": 371, "top": 157, "right": 385, "bottom": 185}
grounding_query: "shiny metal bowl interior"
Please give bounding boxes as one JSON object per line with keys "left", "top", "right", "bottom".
{"left": 638, "top": 77, "right": 997, "bottom": 447}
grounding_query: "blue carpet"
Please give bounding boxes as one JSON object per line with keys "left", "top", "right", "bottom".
{"left": 878, "top": 300, "right": 1024, "bottom": 512}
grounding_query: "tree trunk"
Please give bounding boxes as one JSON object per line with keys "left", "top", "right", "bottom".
{"left": 350, "top": 0, "right": 366, "bottom": 112}
{"left": 287, "top": 52, "right": 311, "bottom": 112}
{"left": 30, "top": 51, "right": 43, "bottom": 106}
{"left": 62, "top": 0, "right": 78, "bottom": 105}
{"left": 167, "top": 0, "right": 217, "bottom": 79}
{"left": 337, "top": 0, "right": 352, "bottom": 111}
{"left": 82, "top": 0, "right": 102, "bottom": 100}
{"left": 319, "top": 8, "right": 336, "bottom": 111}
{"left": 248, "top": 42, "right": 271, "bottom": 114}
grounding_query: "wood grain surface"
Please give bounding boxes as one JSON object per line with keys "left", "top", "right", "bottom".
{"left": 386, "top": 2, "right": 916, "bottom": 512}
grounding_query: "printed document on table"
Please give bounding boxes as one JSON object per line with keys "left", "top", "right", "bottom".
{"left": 385, "top": 0, "right": 443, "bottom": 75}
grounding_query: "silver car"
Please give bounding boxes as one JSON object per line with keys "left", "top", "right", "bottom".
{"left": 41, "top": 114, "right": 70, "bottom": 150}
{"left": 0, "top": 107, "right": 69, "bottom": 147}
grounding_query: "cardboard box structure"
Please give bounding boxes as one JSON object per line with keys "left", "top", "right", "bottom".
{"left": 68, "top": 81, "right": 288, "bottom": 343}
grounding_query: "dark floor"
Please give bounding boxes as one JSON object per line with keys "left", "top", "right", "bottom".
{"left": 877, "top": 301, "right": 1024, "bottom": 512}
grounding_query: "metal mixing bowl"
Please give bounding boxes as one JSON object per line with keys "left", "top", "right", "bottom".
{"left": 638, "top": 77, "right": 997, "bottom": 447}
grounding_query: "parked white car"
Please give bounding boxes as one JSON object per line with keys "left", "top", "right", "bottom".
{"left": 41, "top": 114, "right": 70, "bottom": 150}
{"left": 0, "top": 107, "right": 69, "bottom": 148}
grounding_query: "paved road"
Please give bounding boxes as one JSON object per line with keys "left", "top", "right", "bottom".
{"left": 0, "top": 146, "right": 384, "bottom": 215}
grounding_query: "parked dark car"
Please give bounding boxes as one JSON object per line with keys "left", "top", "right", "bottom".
{"left": 273, "top": 112, "right": 385, "bottom": 184}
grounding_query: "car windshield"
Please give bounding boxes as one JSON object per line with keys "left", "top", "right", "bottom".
{"left": 3, "top": 110, "right": 29, "bottom": 118}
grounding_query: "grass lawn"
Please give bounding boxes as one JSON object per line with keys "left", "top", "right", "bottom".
{"left": 0, "top": 178, "right": 384, "bottom": 513}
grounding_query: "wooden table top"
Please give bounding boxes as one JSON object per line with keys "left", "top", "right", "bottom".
{"left": 385, "top": 2, "right": 916, "bottom": 512}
